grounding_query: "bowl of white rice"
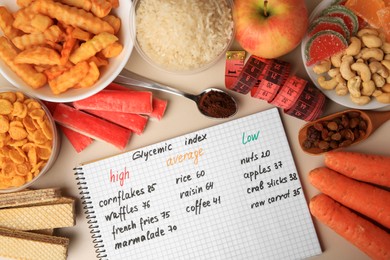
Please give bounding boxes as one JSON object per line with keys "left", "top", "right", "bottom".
{"left": 132, "top": 0, "right": 234, "bottom": 74}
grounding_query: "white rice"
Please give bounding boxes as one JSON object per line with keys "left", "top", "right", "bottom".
{"left": 135, "top": 0, "right": 234, "bottom": 72}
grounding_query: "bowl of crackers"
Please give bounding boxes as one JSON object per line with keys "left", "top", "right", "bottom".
{"left": 0, "top": 89, "right": 60, "bottom": 193}
{"left": 0, "top": 0, "right": 134, "bottom": 102}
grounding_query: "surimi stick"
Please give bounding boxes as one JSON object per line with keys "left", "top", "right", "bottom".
{"left": 0, "top": 197, "right": 75, "bottom": 230}
{"left": 309, "top": 167, "right": 390, "bottom": 229}
{"left": 73, "top": 90, "right": 153, "bottom": 114}
{"left": 0, "top": 227, "right": 69, "bottom": 260}
{"left": 43, "top": 101, "right": 94, "bottom": 153}
{"left": 310, "top": 194, "right": 390, "bottom": 260}
{"left": 150, "top": 97, "right": 168, "bottom": 121}
{"left": 0, "top": 188, "right": 61, "bottom": 209}
{"left": 106, "top": 83, "right": 168, "bottom": 120}
{"left": 84, "top": 109, "right": 148, "bottom": 135}
{"left": 60, "top": 126, "right": 94, "bottom": 153}
{"left": 53, "top": 104, "right": 131, "bottom": 150}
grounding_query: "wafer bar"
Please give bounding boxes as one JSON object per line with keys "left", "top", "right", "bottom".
{"left": 0, "top": 188, "right": 61, "bottom": 209}
{"left": 0, "top": 197, "right": 75, "bottom": 230}
{"left": 0, "top": 227, "right": 69, "bottom": 260}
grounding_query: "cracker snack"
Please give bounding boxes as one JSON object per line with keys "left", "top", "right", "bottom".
{"left": 0, "top": 0, "right": 123, "bottom": 94}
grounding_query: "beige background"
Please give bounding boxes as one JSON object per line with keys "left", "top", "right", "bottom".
{"left": 1, "top": 0, "right": 389, "bottom": 259}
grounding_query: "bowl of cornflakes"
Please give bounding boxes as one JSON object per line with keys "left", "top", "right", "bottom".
{"left": 0, "top": 0, "right": 134, "bottom": 102}
{"left": 0, "top": 89, "right": 60, "bottom": 193}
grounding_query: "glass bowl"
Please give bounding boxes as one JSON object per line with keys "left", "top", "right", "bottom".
{"left": 0, "top": 88, "right": 60, "bottom": 193}
{"left": 131, "top": 0, "right": 235, "bottom": 74}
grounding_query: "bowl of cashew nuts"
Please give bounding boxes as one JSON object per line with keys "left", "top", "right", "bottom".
{"left": 302, "top": 0, "right": 390, "bottom": 110}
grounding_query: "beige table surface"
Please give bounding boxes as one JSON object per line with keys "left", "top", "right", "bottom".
{"left": 1, "top": 0, "right": 389, "bottom": 259}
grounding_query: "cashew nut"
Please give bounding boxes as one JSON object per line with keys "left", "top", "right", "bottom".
{"left": 382, "top": 83, "right": 390, "bottom": 93}
{"left": 381, "top": 42, "right": 390, "bottom": 54}
{"left": 330, "top": 51, "right": 344, "bottom": 67}
{"left": 361, "top": 80, "right": 376, "bottom": 96}
{"left": 313, "top": 60, "right": 331, "bottom": 74}
{"left": 372, "top": 89, "right": 383, "bottom": 97}
{"left": 385, "top": 54, "right": 390, "bottom": 61}
{"left": 357, "top": 28, "right": 379, "bottom": 38}
{"left": 335, "top": 74, "right": 346, "bottom": 84}
{"left": 340, "top": 55, "right": 356, "bottom": 80}
{"left": 361, "top": 48, "right": 384, "bottom": 61}
{"left": 351, "top": 62, "right": 371, "bottom": 82}
{"left": 369, "top": 61, "right": 389, "bottom": 78}
{"left": 347, "top": 76, "right": 362, "bottom": 97}
{"left": 345, "top": 37, "right": 362, "bottom": 56}
{"left": 335, "top": 83, "right": 348, "bottom": 96}
{"left": 328, "top": 68, "right": 340, "bottom": 78}
{"left": 317, "top": 76, "right": 338, "bottom": 90}
{"left": 382, "top": 60, "right": 390, "bottom": 71}
{"left": 350, "top": 95, "right": 371, "bottom": 105}
{"left": 361, "top": 34, "right": 382, "bottom": 48}
{"left": 375, "top": 93, "right": 390, "bottom": 103}
{"left": 372, "top": 73, "right": 385, "bottom": 88}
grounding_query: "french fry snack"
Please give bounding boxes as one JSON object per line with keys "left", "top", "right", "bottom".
{"left": 30, "top": 0, "right": 114, "bottom": 34}
{"left": 0, "top": 37, "right": 47, "bottom": 89}
{"left": 69, "top": 32, "right": 118, "bottom": 64}
{"left": 0, "top": 0, "right": 124, "bottom": 95}
{"left": 48, "top": 61, "right": 89, "bottom": 94}
{"left": 15, "top": 46, "right": 61, "bottom": 66}
{"left": 0, "top": 7, "right": 21, "bottom": 39}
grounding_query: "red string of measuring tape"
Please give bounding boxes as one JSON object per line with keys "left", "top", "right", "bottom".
{"left": 225, "top": 53, "right": 327, "bottom": 121}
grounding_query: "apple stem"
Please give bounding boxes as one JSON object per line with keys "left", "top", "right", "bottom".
{"left": 264, "top": 0, "right": 268, "bottom": 17}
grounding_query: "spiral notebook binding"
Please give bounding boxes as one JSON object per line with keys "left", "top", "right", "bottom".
{"left": 74, "top": 167, "right": 108, "bottom": 259}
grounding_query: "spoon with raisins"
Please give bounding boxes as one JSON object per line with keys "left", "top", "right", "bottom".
{"left": 298, "top": 109, "right": 390, "bottom": 155}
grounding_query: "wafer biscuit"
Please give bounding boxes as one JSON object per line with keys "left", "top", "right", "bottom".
{"left": 0, "top": 227, "right": 68, "bottom": 260}
{"left": 0, "top": 197, "right": 75, "bottom": 230}
{"left": 0, "top": 188, "right": 61, "bottom": 209}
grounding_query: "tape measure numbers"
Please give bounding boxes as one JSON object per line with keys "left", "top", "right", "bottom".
{"left": 225, "top": 53, "right": 327, "bottom": 121}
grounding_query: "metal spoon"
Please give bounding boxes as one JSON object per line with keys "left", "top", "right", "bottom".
{"left": 114, "top": 69, "right": 238, "bottom": 119}
{"left": 298, "top": 108, "right": 390, "bottom": 155}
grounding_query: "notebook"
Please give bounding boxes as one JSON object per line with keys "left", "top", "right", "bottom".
{"left": 74, "top": 108, "right": 322, "bottom": 260}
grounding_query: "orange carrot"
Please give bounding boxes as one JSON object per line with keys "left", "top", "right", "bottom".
{"left": 324, "top": 151, "right": 390, "bottom": 187}
{"left": 310, "top": 194, "right": 390, "bottom": 260}
{"left": 309, "top": 167, "right": 390, "bottom": 229}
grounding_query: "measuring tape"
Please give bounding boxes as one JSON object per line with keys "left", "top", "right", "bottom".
{"left": 225, "top": 53, "right": 327, "bottom": 121}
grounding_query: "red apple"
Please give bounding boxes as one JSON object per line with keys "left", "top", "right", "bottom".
{"left": 233, "top": 0, "right": 309, "bottom": 59}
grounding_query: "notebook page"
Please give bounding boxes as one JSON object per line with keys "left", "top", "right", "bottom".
{"left": 79, "top": 108, "right": 322, "bottom": 259}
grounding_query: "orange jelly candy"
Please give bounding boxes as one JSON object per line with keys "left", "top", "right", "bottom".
{"left": 345, "top": 0, "right": 385, "bottom": 28}
{"left": 377, "top": 7, "right": 390, "bottom": 41}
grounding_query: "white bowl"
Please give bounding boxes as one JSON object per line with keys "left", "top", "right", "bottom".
{"left": 0, "top": 0, "right": 134, "bottom": 103}
{"left": 301, "top": 0, "right": 389, "bottom": 110}
{"left": 132, "top": 0, "right": 235, "bottom": 74}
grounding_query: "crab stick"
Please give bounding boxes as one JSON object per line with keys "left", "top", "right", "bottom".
{"left": 60, "top": 126, "right": 93, "bottom": 153}
{"left": 43, "top": 101, "right": 93, "bottom": 152}
{"left": 53, "top": 104, "right": 131, "bottom": 150}
{"left": 84, "top": 109, "right": 148, "bottom": 135}
{"left": 106, "top": 83, "right": 168, "bottom": 120}
{"left": 72, "top": 90, "right": 153, "bottom": 114}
